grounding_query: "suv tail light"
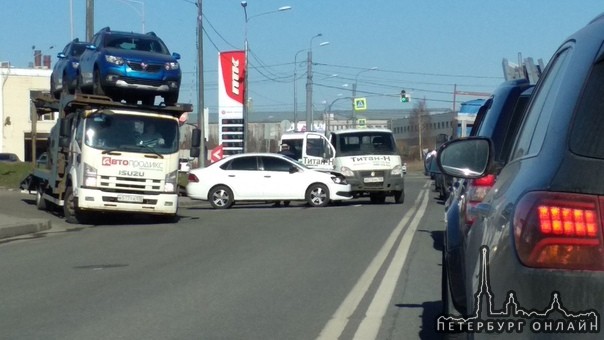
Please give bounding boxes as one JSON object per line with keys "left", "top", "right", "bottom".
{"left": 514, "top": 192, "right": 604, "bottom": 270}
{"left": 464, "top": 174, "right": 496, "bottom": 225}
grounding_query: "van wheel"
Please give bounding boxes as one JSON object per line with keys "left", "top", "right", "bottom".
{"left": 394, "top": 190, "right": 405, "bottom": 204}
{"left": 209, "top": 185, "right": 234, "bottom": 209}
{"left": 306, "top": 183, "right": 330, "bottom": 207}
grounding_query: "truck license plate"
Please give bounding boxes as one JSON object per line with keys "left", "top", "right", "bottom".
{"left": 364, "top": 177, "right": 384, "bottom": 183}
{"left": 117, "top": 194, "right": 144, "bottom": 203}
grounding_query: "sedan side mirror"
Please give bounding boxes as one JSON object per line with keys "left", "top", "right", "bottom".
{"left": 289, "top": 166, "right": 299, "bottom": 174}
{"left": 437, "top": 137, "right": 492, "bottom": 179}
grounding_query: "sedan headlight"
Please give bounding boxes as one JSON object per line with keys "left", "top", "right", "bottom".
{"left": 84, "top": 162, "right": 97, "bottom": 187}
{"left": 164, "top": 170, "right": 178, "bottom": 193}
{"left": 105, "top": 55, "right": 124, "bottom": 65}
{"left": 340, "top": 166, "right": 354, "bottom": 177}
{"left": 331, "top": 176, "right": 347, "bottom": 185}
{"left": 165, "top": 62, "right": 180, "bottom": 70}
{"left": 391, "top": 165, "right": 403, "bottom": 176}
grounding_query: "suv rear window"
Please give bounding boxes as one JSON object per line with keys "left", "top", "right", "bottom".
{"left": 570, "top": 60, "right": 604, "bottom": 159}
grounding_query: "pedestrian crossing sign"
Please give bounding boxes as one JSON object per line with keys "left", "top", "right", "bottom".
{"left": 354, "top": 98, "right": 367, "bottom": 111}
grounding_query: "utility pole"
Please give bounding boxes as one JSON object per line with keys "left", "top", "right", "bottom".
{"left": 305, "top": 49, "right": 313, "bottom": 131}
{"left": 86, "top": 0, "right": 94, "bottom": 41}
{"left": 196, "top": 0, "right": 205, "bottom": 167}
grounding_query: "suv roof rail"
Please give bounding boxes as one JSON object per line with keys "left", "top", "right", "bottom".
{"left": 146, "top": 31, "right": 157, "bottom": 37}
{"left": 72, "top": 38, "right": 80, "bottom": 42}
{"left": 98, "top": 26, "right": 111, "bottom": 33}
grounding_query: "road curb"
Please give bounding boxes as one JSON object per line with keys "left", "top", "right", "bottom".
{"left": 0, "top": 219, "right": 52, "bottom": 239}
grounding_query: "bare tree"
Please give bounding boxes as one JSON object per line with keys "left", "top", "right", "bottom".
{"left": 409, "top": 98, "right": 431, "bottom": 160}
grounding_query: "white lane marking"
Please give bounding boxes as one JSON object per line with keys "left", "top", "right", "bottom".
{"left": 353, "top": 188, "right": 430, "bottom": 339}
{"left": 316, "top": 185, "right": 429, "bottom": 340}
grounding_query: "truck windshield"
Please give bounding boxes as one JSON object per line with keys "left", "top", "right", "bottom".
{"left": 84, "top": 112, "right": 179, "bottom": 154}
{"left": 333, "top": 131, "right": 397, "bottom": 156}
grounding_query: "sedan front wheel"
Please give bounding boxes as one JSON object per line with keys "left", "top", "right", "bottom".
{"left": 306, "top": 183, "right": 330, "bottom": 207}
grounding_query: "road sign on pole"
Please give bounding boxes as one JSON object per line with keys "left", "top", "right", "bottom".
{"left": 354, "top": 97, "right": 367, "bottom": 111}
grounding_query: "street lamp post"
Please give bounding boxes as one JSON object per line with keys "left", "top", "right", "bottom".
{"left": 305, "top": 34, "right": 330, "bottom": 132}
{"left": 293, "top": 48, "right": 306, "bottom": 131}
{"left": 115, "top": 0, "right": 145, "bottom": 33}
{"left": 351, "top": 67, "right": 377, "bottom": 128}
{"left": 196, "top": 0, "right": 205, "bottom": 168}
{"left": 324, "top": 95, "right": 351, "bottom": 132}
{"left": 241, "top": 1, "right": 291, "bottom": 152}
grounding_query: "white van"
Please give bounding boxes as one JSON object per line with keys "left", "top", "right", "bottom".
{"left": 279, "top": 128, "right": 404, "bottom": 204}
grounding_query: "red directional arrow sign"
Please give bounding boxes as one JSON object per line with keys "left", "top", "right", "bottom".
{"left": 210, "top": 145, "right": 224, "bottom": 163}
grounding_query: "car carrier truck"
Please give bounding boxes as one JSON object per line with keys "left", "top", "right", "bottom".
{"left": 25, "top": 94, "right": 199, "bottom": 224}
{"left": 280, "top": 128, "right": 405, "bottom": 204}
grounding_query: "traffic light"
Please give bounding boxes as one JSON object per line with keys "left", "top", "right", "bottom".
{"left": 400, "top": 90, "right": 410, "bottom": 103}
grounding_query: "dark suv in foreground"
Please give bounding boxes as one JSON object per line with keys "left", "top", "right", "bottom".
{"left": 438, "top": 13, "right": 604, "bottom": 339}
{"left": 78, "top": 27, "right": 181, "bottom": 105}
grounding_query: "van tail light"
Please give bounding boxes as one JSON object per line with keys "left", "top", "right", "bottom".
{"left": 464, "top": 174, "right": 496, "bottom": 226}
{"left": 513, "top": 192, "right": 604, "bottom": 270}
{"left": 187, "top": 173, "right": 200, "bottom": 183}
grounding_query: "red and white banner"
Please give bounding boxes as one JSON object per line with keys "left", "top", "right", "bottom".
{"left": 218, "top": 51, "right": 246, "bottom": 120}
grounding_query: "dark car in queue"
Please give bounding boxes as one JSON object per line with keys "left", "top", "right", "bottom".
{"left": 50, "top": 38, "right": 88, "bottom": 99}
{"left": 441, "top": 79, "right": 534, "bottom": 319}
{"left": 77, "top": 27, "right": 181, "bottom": 106}
{"left": 437, "top": 13, "right": 604, "bottom": 339}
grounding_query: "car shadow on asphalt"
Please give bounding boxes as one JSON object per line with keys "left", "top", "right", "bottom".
{"left": 394, "top": 301, "right": 444, "bottom": 339}
{"left": 416, "top": 229, "right": 444, "bottom": 252}
{"left": 19, "top": 197, "right": 182, "bottom": 227}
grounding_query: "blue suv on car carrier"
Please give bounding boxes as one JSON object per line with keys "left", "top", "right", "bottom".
{"left": 77, "top": 27, "right": 181, "bottom": 106}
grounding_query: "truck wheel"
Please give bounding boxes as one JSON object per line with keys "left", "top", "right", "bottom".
{"left": 36, "top": 186, "right": 48, "bottom": 211}
{"left": 209, "top": 185, "right": 234, "bottom": 209}
{"left": 63, "top": 186, "right": 88, "bottom": 224}
{"left": 306, "top": 183, "right": 330, "bottom": 207}
{"left": 394, "top": 190, "right": 405, "bottom": 204}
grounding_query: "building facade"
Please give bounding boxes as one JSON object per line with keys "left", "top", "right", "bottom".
{"left": 0, "top": 66, "right": 54, "bottom": 162}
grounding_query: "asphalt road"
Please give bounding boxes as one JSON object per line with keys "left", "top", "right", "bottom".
{"left": 0, "top": 174, "right": 447, "bottom": 340}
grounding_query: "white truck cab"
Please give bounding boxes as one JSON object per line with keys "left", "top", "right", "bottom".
{"left": 279, "top": 128, "right": 404, "bottom": 204}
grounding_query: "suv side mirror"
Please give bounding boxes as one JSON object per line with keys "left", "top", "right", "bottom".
{"left": 437, "top": 137, "right": 492, "bottom": 179}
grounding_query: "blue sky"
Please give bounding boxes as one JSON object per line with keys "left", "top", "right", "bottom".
{"left": 1, "top": 1, "right": 602, "bottom": 115}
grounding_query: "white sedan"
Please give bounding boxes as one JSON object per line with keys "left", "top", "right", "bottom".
{"left": 186, "top": 153, "right": 352, "bottom": 208}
